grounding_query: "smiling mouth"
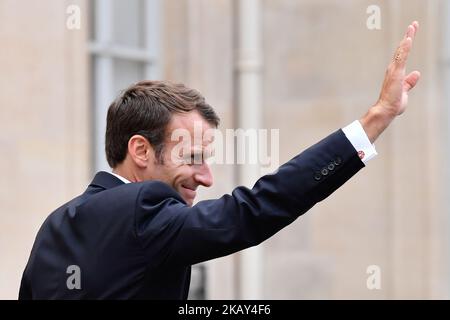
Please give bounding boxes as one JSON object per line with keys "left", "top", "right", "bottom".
{"left": 181, "top": 185, "right": 197, "bottom": 198}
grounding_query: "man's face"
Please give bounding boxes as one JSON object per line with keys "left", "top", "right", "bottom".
{"left": 146, "top": 110, "right": 215, "bottom": 206}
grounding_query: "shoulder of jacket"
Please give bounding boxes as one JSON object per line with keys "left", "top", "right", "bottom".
{"left": 133, "top": 180, "right": 185, "bottom": 204}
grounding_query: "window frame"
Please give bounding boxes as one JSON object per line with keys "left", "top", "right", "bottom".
{"left": 89, "top": 0, "right": 162, "bottom": 171}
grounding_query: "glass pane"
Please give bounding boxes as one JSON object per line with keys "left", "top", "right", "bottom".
{"left": 113, "top": 59, "right": 146, "bottom": 96}
{"left": 88, "top": 0, "right": 96, "bottom": 41}
{"left": 188, "top": 264, "right": 207, "bottom": 300}
{"left": 112, "top": 0, "right": 145, "bottom": 48}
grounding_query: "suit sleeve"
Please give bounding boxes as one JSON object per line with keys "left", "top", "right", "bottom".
{"left": 134, "top": 129, "right": 365, "bottom": 266}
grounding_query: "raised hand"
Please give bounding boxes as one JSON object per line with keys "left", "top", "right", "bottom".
{"left": 360, "top": 21, "right": 421, "bottom": 143}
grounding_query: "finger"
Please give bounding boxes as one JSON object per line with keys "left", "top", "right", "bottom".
{"left": 393, "top": 37, "right": 412, "bottom": 68}
{"left": 405, "top": 25, "right": 415, "bottom": 40}
{"left": 394, "top": 22, "right": 418, "bottom": 66}
{"left": 403, "top": 21, "right": 419, "bottom": 39}
{"left": 412, "top": 21, "right": 419, "bottom": 35}
{"left": 403, "top": 71, "right": 421, "bottom": 91}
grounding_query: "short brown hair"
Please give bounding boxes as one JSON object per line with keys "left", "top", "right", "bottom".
{"left": 105, "top": 80, "right": 220, "bottom": 168}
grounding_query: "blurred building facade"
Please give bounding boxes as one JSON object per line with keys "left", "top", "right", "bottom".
{"left": 0, "top": 0, "right": 449, "bottom": 299}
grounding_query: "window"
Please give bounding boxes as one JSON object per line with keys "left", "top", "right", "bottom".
{"left": 88, "top": 0, "right": 207, "bottom": 299}
{"left": 89, "top": 0, "right": 161, "bottom": 171}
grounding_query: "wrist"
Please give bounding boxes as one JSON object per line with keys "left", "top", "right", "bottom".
{"left": 360, "top": 104, "right": 396, "bottom": 143}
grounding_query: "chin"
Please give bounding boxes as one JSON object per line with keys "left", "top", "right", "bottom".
{"left": 178, "top": 192, "right": 194, "bottom": 206}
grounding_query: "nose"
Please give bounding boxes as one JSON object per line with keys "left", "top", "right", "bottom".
{"left": 193, "top": 163, "right": 213, "bottom": 187}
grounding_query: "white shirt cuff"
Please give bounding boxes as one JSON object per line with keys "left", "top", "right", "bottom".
{"left": 342, "top": 120, "right": 378, "bottom": 164}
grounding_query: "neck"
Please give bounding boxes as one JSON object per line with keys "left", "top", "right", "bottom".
{"left": 112, "top": 164, "right": 140, "bottom": 183}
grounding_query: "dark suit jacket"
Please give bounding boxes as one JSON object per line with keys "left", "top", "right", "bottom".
{"left": 19, "top": 129, "right": 364, "bottom": 299}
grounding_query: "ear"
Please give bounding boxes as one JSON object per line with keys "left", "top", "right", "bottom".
{"left": 127, "top": 135, "right": 155, "bottom": 168}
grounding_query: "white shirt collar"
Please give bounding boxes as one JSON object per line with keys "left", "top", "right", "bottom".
{"left": 110, "top": 172, "right": 131, "bottom": 184}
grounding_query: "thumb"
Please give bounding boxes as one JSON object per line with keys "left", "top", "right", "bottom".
{"left": 403, "top": 71, "right": 421, "bottom": 92}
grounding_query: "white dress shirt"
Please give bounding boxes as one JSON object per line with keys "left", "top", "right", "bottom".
{"left": 110, "top": 172, "right": 131, "bottom": 184}
{"left": 342, "top": 120, "right": 378, "bottom": 163}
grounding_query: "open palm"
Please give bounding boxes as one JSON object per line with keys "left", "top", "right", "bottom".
{"left": 377, "top": 21, "right": 420, "bottom": 117}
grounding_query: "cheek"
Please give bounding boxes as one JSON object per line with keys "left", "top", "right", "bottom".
{"left": 160, "top": 151, "right": 195, "bottom": 186}
{"left": 172, "top": 165, "right": 195, "bottom": 184}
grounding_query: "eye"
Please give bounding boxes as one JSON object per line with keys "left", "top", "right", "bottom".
{"left": 193, "top": 153, "right": 203, "bottom": 164}
{"left": 182, "top": 149, "right": 209, "bottom": 165}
